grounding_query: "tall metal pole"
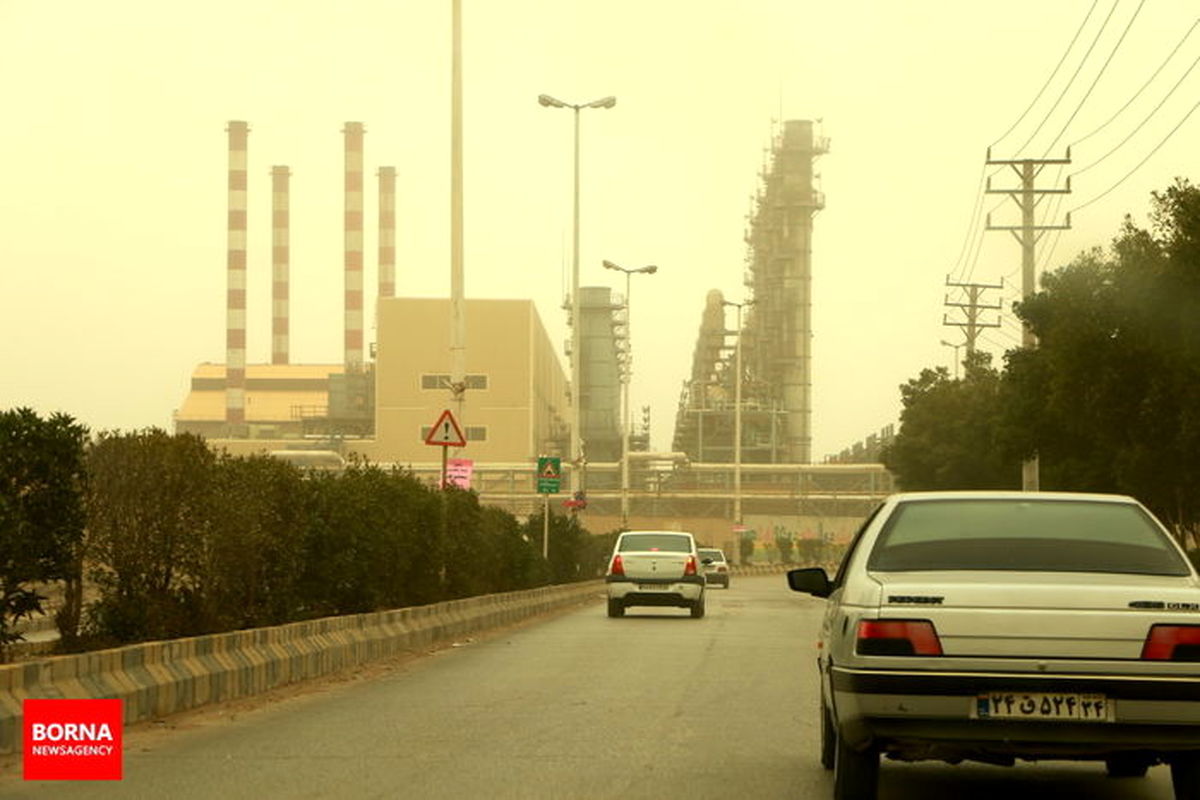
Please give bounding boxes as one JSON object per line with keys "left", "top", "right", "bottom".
{"left": 570, "top": 107, "right": 581, "bottom": 495}
{"left": 620, "top": 269, "right": 631, "bottom": 527}
{"left": 450, "top": 0, "right": 467, "bottom": 428}
{"left": 734, "top": 304, "right": 743, "bottom": 525}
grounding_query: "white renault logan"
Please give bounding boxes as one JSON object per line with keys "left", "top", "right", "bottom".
{"left": 789, "top": 491, "right": 1200, "bottom": 800}
{"left": 605, "top": 530, "right": 706, "bottom": 618}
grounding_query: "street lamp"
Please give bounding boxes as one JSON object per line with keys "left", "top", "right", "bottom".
{"left": 940, "top": 339, "right": 963, "bottom": 379}
{"left": 722, "top": 298, "right": 753, "bottom": 528}
{"left": 538, "top": 93, "right": 617, "bottom": 497}
{"left": 603, "top": 259, "right": 658, "bottom": 528}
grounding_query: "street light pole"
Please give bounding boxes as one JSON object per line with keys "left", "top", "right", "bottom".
{"left": 538, "top": 94, "right": 616, "bottom": 497}
{"left": 723, "top": 299, "right": 753, "bottom": 527}
{"left": 603, "top": 260, "right": 657, "bottom": 529}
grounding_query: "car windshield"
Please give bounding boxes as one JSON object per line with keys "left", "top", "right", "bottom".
{"left": 618, "top": 534, "right": 693, "bottom": 553}
{"left": 868, "top": 499, "right": 1191, "bottom": 576}
{"left": 698, "top": 550, "right": 724, "bottom": 561}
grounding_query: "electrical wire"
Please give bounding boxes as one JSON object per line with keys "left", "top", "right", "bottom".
{"left": 1015, "top": 0, "right": 1122, "bottom": 156}
{"left": 1041, "top": 0, "right": 1147, "bottom": 158}
{"left": 1073, "top": 49, "right": 1200, "bottom": 175}
{"left": 1072, "top": 16, "right": 1200, "bottom": 147}
{"left": 1072, "top": 100, "right": 1200, "bottom": 213}
{"left": 992, "top": 0, "right": 1102, "bottom": 149}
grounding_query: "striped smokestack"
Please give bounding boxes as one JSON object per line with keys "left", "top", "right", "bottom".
{"left": 225, "top": 121, "right": 249, "bottom": 430}
{"left": 378, "top": 166, "right": 396, "bottom": 299}
{"left": 343, "top": 122, "right": 365, "bottom": 369}
{"left": 271, "top": 166, "right": 291, "bottom": 364}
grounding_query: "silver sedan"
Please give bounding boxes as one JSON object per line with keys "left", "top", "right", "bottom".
{"left": 788, "top": 491, "right": 1200, "bottom": 800}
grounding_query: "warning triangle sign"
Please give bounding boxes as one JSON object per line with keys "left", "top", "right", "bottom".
{"left": 541, "top": 462, "right": 558, "bottom": 478}
{"left": 425, "top": 409, "right": 467, "bottom": 447}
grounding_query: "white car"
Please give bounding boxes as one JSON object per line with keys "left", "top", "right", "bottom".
{"left": 698, "top": 547, "right": 731, "bottom": 588}
{"left": 788, "top": 491, "right": 1200, "bottom": 800}
{"left": 605, "top": 531, "right": 706, "bottom": 618}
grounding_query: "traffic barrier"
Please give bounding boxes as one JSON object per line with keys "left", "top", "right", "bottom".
{"left": 0, "top": 581, "right": 603, "bottom": 754}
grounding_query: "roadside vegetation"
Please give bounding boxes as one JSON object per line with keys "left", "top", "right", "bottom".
{"left": 0, "top": 417, "right": 614, "bottom": 657}
{"left": 883, "top": 178, "right": 1200, "bottom": 548}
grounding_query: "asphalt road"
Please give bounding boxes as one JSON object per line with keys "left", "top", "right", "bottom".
{"left": 0, "top": 576, "right": 1179, "bottom": 799}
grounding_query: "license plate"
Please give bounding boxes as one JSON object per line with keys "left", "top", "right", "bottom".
{"left": 638, "top": 584, "right": 673, "bottom": 591}
{"left": 975, "top": 692, "right": 1111, "bottom": 722}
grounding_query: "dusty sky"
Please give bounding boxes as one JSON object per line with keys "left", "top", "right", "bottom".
{"left": 2, "top": 1, "right": 1196, "bottom": 458}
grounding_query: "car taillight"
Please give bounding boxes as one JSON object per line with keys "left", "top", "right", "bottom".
{"left": 717, "top": 565, "right": 727, "bottom": 572}
{"left": 684, "top": 555, "right": 698, "bottom": 576}
{"left": 610, "top": 555, "right": 624, "bottom": 577}
{"left": 1141, "top": 625, "right": 1200, "bottom": 661}
{"left": 856, "top": 619, "right": 943, "bottom": 656}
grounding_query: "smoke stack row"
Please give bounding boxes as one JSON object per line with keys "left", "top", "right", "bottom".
{"left": 223, "top": 120, "right": 395, "bottom": 428}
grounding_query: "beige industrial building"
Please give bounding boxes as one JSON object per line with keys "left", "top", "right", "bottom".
{"left": 368, "top": 297, "right": 568, "bottom": 465}
{"left": 175, "top": 297, "right": 569, "bottom": 468}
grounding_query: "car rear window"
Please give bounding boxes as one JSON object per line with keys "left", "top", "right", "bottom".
{"left": 698, "top": 549, "right": 724, "bottom": 561}
{"left": 618, "top": 534, "right": 693, "bottom": 553}
{"left": 868, "top": 499, "right": 1191, "bottom": 576}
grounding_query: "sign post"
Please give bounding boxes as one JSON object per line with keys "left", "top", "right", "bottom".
{"left": 536, "top": 456, "right": 561, "bottom": 559}
{"left": 425, "top": 409, "right": 467, "bottom": 488}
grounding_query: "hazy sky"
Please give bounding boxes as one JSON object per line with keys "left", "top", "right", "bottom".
{"left": 2, "top": 1, "right": 1197, "bottom": 458}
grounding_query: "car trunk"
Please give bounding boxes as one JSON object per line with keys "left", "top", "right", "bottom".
{"left": 873, "top": 570, "right": 1200, "bottom": 660}
{"left": 620, "top": 552, "right": 690, "bottom": 581}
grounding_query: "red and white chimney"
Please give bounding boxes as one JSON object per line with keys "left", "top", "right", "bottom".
{"left": 343, "top": 122, "right": 365, "bottom": 370}
{"left": 225, "top": 121, "right": 249, "bottom": 429}
{"left": 378, "top": 166, "right": 396, "bottom": 299}
{"left": 271, "top": 165, "right": 290, "bottom": 365}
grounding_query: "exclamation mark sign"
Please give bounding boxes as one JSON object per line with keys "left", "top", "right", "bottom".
{"left": 443, "top": 421, "right": 450, "bottom": 439}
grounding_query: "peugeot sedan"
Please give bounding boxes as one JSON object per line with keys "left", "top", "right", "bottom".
{"left": 788, "top": 491, "right": 1200, "bottom": 800}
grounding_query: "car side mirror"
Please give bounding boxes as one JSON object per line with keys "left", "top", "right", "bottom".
{"left": 787, "top": 567, "right": 832, "bottom": 598}
{"left": 701, "top": 558, "right": 713, "bottom": 565}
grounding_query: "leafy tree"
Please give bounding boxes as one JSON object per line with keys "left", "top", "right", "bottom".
{"left": 882, "top": 352, "right": 1018, "bottom": 490}
{"left": 0, "top": 409, "right": 88, "bottom": 652}
{"left": 84, "top": 429, "right": 215, "bottom": 642}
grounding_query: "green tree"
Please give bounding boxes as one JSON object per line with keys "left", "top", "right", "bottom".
{"left": 0, "top": 409, "right": 88, "bottom": 652}
{"left": 882, "top": 353, "right": 1019, "bottom": 490}
{"left": 84, "top": 429, "right": 215, "bottom": 642}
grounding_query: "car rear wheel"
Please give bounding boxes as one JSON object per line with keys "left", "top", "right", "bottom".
{"left": 1106, "top": 754, "right": 1150, "bottom": 778}
{"left": 833, "top": 732, "right": 878, "bottom": 800}
{"left": 606, "top": 599, "right": 625, "bottom": 618}
{"left": 819, "top": 700, "right": 835, "bottom": 770}
{"left": 1171, "top": 753, "right": 1200, "bottom": 799}
{"left": 690, "top": 595, "right": 705, "bottom": 619}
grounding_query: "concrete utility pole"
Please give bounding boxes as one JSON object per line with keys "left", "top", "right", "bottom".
{"left": 723, "top": 299, "right": 753, "bottom": 527}
{"left": 449, "top": 0, "right": 467, "bottom": 432}
{"left": 985, "top": 150, "right": 1071, "bottom": 491}
{"left": 943, "top": 277, "right": 1002, "bottom": 357}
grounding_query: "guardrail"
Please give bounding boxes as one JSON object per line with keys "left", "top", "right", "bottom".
{"left": 0, "top": 580, "right": 603, "bottom": 754}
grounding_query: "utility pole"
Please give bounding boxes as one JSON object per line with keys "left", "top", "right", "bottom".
{"left": 943, "top": 277, "right": 1002, "bottom": 356}
{"left": 985, "top": 150, "right": 1071, "bottom": 491}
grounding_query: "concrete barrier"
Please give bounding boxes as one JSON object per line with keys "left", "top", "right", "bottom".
{"left": 0, "top": 580, "right": 603, "bottom": 754}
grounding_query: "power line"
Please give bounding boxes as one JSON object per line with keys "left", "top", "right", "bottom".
{"left": 1072, "top": 16, "right": 1200, "bottom": 147}
{"left": 1074, "top": 49, "right": 1200, "bottom": 175}
{"left": 1015, "top": 0, "right": 1122, "bottom": 156}
{"left": 1072, "top": 100, "right": 1200, "bottom": 213}
{"left": 991, "top": 0, "right": 1102, "bottom": 148}
{"left": 1041, "top": 0, "right": 1147, "bottom": 157}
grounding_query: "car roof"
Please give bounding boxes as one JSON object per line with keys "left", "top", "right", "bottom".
{"left": 889, "top": 490, "right": 1139, "bottom": 505}
{"left": 619, "top": 530, "right": 696, "bottom": 537}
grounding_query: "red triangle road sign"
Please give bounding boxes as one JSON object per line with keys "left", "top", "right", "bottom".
{"left": 425, "top": 409, "right": 467, "bottom": 447}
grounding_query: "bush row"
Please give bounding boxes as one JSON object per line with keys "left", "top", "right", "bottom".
{"left": 1, "top": 412, "right": 615, "bottom": 652}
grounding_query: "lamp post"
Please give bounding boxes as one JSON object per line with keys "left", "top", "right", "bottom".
{"left": 723, "top": 299, "right": 753, "bottom": 527}
{"left": 603, "top": 259, "right": 657, "bottom": 528}
{"left": 940, "top": 339, "right": 963, "bottom": 379}
{"left": 538, "top": 93, "right": 616, "bottom": 496}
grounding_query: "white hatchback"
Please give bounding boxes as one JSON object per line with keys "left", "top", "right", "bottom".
{"left": 605, "top": 530, "right": 706, "bottom": 618}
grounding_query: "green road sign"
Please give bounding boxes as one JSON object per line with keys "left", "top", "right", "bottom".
{"left": 536, "top": 456, "right": 561, "bottom": 494}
